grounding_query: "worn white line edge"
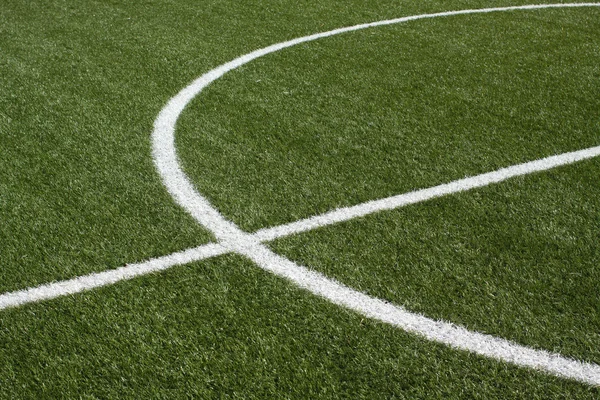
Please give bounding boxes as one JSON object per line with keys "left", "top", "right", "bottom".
{"left": 150, "top": 3, "right": 600, "bottom": 386}
{"left": 1, "top": 3, "right": 598, "bottom": 387}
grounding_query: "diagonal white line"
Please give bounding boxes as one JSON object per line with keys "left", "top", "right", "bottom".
{"left": 254, "top": 145, "right": 600, "bottom": 241}
{"left": 149, "top": 2, "right": 600, "bottom": 386}
{"left": 0, "top": 243, "right": 228, "bottom": 310}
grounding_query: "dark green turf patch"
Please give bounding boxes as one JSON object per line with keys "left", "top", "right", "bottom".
{"left": 270, "top": 159, "right": 600, "bottom": 366}
{"left": 1, "top": 254, "right": 598, "bottom": 398}
{"left": 178, "top": 7, "right": 600, "bottom": 232}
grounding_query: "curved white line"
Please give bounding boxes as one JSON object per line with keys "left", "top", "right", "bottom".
{"left": 151, "top": 3, "right": 600, "bottom": 386}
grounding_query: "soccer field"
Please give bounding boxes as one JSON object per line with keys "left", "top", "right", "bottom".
{"left": 1, "top": 0, "right": 600, "bottom": 397}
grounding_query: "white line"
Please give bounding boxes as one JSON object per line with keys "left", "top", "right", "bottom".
{"left": 153, "top": 3, "right": 600, "bottom": 239}
{"left": 2, "top": 145, "right": 598, "bottom": 311}
{"left": 254, "top": 145, "right": 600, "bottom": 241}
{"left": 0, "top": 243, "right": 228, "bottom": 310}
{"left": 149, "top": 3, "right": 600, "bottom": 386}
{"left": 236, "top": 245, "right": 600, "bottom": 386}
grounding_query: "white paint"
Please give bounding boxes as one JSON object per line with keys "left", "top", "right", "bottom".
{"left": 0, "top": 243, "right": 229, "bottom": 310}
{"left": 254, "top": 145, "right": 600, "bottom": 241}
{"left": 1, "top": 2, "right": 599, "bottom": 386}
{"left": 236, "top": 245, "right": 600, "bottom": 386}
{"left": 3, "top": 143, "right": 600, "bottom": 313}
{"left": 3, "top": 144, "right": 599, "bottom": 312}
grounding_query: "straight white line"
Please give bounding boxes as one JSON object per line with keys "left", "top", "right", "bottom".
{"left": 0, "top": 243, "right": 228, "bottom": 310}
{"left": 254, "top": 145, "right": 600, "bottom": 241}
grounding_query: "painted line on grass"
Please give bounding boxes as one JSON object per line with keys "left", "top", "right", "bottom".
{"left": 0, "top": 243, "right": 229, "bottom": 310}
{"left": 2, "top": 146, "right": 600, "bottom": 386}
{"left": 150, "top": 3, "right": 600, "bottom": 386}
{"left": 255, "top": 146, "right": 600, "bottom": 241}
{"left": 235, "top": 244, "right": 600, "bottom": 387}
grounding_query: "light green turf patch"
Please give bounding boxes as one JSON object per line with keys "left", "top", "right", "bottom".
{"left": 1, "top": 254, "right": 598, "bottom": 398}
{"left": 178, "top": 8, "right": 600, "bottom": 232}
{"left": 270, "top": 159, "right": 600, "bottom": 366}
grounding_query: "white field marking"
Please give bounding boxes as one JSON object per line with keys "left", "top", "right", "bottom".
{"left": 0, "top": 243, "right": 229, "bottom": 310}
{"left": 151, "top": 3, "right": 600, "bottom": 386}
{"left": 254, "top": 145, "right": 600, "bottom": 241}
{"left": 0, "top": 2, "right": 597, "bottom": 386}
{"left": 2, "top": 145, "right": 599, "bottom": 312}
{"left": 236, "top": 245, "right": 600, "bottom": 387}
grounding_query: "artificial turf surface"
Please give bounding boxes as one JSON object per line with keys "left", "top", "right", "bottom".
{"left": 270, "top": 159, "right": 600, "bottom": 367}
{"left": 1, "top": 0, "right": 599, "bottom": 397}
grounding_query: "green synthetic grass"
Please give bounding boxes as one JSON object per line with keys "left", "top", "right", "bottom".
{"left": 1, "top": 0, "right": 599, "bottom": 397}
{"left": 0, "top": 0, "right": 215, "bottom": 293}
{"left": 270, "top": 159, "right": 600, "bottom": 366}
